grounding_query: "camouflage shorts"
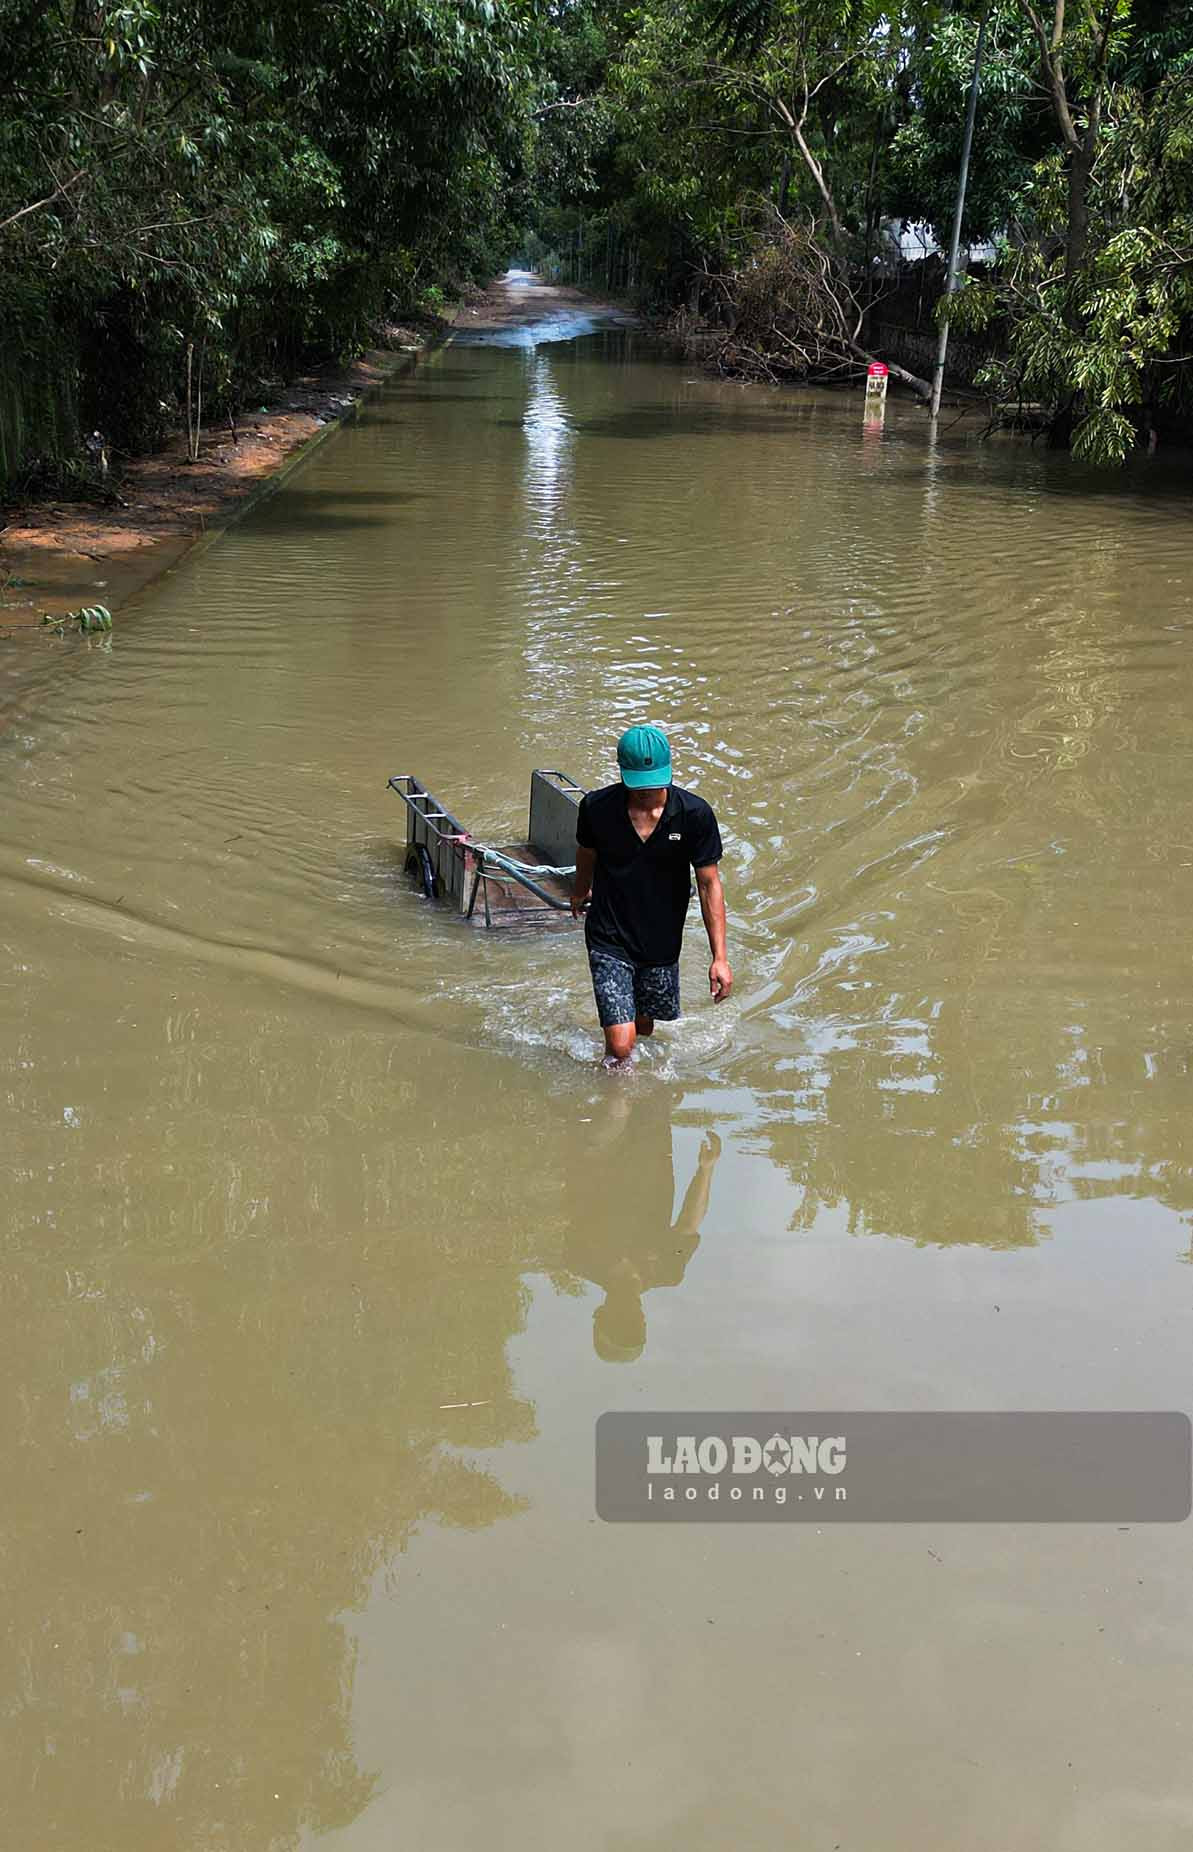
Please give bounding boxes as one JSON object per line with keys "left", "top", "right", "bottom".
{"left": 587, "top": 947, "right": 681, "bottom": 1029}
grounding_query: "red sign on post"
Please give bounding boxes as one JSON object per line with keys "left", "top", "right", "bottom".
{"left": 864, "top": 359, "right": 889, "bottom": 429}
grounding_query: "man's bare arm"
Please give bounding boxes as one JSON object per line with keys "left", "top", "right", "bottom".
{"left": 673, "top": 1131, "right": 721, "bottom": 1236}
{"left": 572, "top": 844, "right": 596, "bottom": 918}
{"left": 695, "top": 864, "right": 733, "bottom": 1001}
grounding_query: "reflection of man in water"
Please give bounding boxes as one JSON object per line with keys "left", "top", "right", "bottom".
{"left": 561, "top": 1085, "right": 721, "bottom": 1361}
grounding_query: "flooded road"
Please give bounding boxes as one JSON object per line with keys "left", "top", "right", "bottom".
{"left": 4, "top": 303, "right": 1193, "bottom": 1849}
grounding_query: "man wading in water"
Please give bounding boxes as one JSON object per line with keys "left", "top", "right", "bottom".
{"left": 572, "top": 725, "right": 732, "bottom": 1065}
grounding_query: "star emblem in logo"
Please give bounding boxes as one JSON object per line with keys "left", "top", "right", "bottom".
{"left": 763, "top": 1433, "right": 792, "bottom": 1476}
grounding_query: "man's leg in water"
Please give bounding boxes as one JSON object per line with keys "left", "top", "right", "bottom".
{"left": 606, "top": 1013, "right": 655, "bottom": 1062}
{"left": 632, "top": 962, "right": 680, "bottom": 1050}
{"left": 590, "top": 950, "right": 639, "bottom": 1064}
{"left": 604, "top": 1020, "right": 638, "bottom": 1063}
{"left": 591, "top": 954, "right": 680, "bottom": 1064}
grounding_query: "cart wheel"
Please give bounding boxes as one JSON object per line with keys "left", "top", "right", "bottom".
{"left": 405, "top": 843, "right": 437, "bottom": 899}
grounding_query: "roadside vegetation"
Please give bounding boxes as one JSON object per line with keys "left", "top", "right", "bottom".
{"left": 530, "top": 1, "right": 1193, "bottom": 461}
{"left": 2, "top": 1, "right": 1191, "bottom": 488}
{"left": 0, "top": 0, "right": 543, "bottom": 495}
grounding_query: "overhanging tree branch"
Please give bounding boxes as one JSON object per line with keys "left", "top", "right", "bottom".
{"left": 0, "top": 167, "right": 86, "bottom": 235}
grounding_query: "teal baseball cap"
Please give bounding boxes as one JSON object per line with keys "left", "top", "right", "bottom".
{"left": 617, "top": 723, "right": 672, "bottom": 788}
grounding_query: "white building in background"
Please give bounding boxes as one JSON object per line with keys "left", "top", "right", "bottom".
{"left": 880, "top": 219, "right": 998, "bottom": 268}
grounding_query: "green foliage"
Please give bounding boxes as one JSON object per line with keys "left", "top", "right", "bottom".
{"left": 3, "top": 0, "right": 1191, "bottom": 477}
{"left": 523, "top": 0, "right": 1193, "bottom": 459}
{"left": 0, "top": 0, "right": 547, "bottom": 491}
{"left": 967, "top": 54, "right": 1193, "bottom": 462}
{"left": 888, "top": 8, "right": 1044, "bottom": 243}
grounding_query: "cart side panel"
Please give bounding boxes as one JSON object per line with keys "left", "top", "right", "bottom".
{"left": 442, "top": 840, "right": 470, "bottom": 911}
{"left": 528, "top": 770, "right": 585, "bottom": 866}
{"left": 388, "top": 776, "right": 473, "bottom": 911}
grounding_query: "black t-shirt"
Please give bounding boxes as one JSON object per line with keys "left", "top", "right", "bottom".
{"left": 576, "top": 782, "right": 723, "bottom": 966}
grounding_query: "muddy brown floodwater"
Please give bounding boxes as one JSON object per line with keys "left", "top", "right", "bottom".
{"left": 4, "top": 281, "right": 1193, "bottom": 1851}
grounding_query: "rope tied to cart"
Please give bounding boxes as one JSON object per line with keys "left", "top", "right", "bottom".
{"left": 471, "top": 845, "right": 576, "bottom": 881}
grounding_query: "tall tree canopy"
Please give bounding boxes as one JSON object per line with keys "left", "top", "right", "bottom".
{"left": 3, "top": 0, "right": 1191, "bottom": 478}
{"left": 527, "top": 0, "right": 1193, "bottom": 459}
{"left": 0, "top": 0, "right": 544, "bottom": 473}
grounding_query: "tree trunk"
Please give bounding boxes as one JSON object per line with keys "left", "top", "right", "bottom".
{"left": 1064, "top": 96, "right": 1100, "bottom": 300}
{"left": 792, "top": 124, "right": 845, "bottom": 251}
{"left": 1047, "top": 395, "right": 1077, "bottom": 448}
{"left": 777, "top": 156, "right": 791, "bottom": 218}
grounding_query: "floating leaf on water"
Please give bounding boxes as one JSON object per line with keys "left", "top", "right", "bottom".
{"left": 42, "top": 604, "right": 113, "bottom": 635}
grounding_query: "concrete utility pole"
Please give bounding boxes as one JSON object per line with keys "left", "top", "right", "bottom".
{"left": 929, "top": 10, "right": 990, "bottom": 420}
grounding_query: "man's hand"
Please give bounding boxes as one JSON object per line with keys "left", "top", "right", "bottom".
{"left": 572, "top": 843, "right": 596, "bottom": 920}
{"left": 696, "top": 864, "right": 732, "bottom": 1002}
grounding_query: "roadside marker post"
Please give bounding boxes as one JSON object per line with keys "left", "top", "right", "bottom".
{"left": 864, "top": 361, "right": 889, "bottom": 431}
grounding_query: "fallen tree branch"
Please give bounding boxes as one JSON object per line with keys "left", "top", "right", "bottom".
{"left": 688, "top": 210, "right": 936, "bottom": 399}
{"left": 844, "top": 335, "right": 932, "bottom": 402}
